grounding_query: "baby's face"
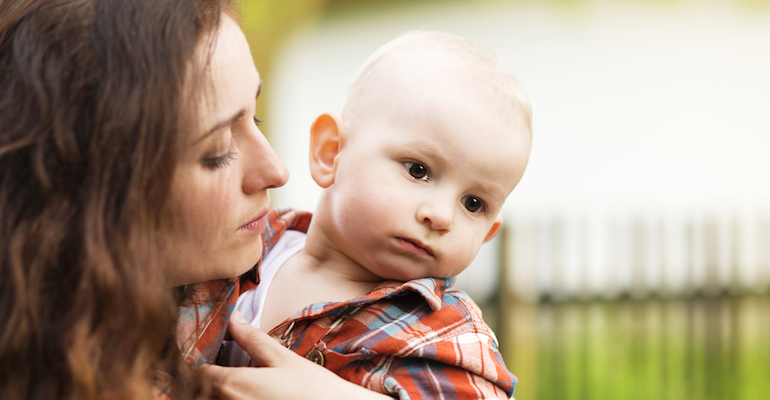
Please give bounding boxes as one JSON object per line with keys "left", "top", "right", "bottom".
{"left": 327, "top": 84, "right": 530, "bottom": 281}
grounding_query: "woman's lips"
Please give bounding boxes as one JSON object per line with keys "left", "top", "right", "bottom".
{"left": 237, "top": 214, "right": 267, "bottom": 234}
{"left": 396, "top": 237, "right": 434, "bottom": 257}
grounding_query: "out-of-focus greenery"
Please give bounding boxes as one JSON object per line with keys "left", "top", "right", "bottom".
{"left": 236, "top": 0, "right": 329, "bottom": 133}
{"left": 238, "top": 0, "right": 326, "bottom": 73}
{"left": 500, "top": 296, "right": 770, "bottom": 400}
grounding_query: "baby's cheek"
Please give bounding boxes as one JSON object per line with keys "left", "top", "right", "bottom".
{"left": 455, "top": 234, "right": 483, "bottom": 272}
{"left": 353, "top": 185, "right": 396, "bottom": 217}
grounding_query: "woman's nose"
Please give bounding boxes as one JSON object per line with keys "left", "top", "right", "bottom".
{"left": 416, "top": 201, "right": 453, "bottom": 232}
{"left": 242, "top": 130, "right": 289, "bottom": 195}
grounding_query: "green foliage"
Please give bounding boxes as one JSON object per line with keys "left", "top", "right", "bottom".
{"left": 502, "top": 297, "right": 770, "bottom": 400}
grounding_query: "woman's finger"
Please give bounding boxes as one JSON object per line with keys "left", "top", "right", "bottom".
{"left": 195, "top": 364, "right": 226, "bottom": 386}
{"left": 197, "top": 361, "right": 299, "bottom": 400}
{"left": 195, "top": 364, "right": 242, "bottom": 400}
{"left": 197, "top": 363, "right": 283, "bottom": 400}
{"left": 227, "top": 310, "right": 289, "bottom": 367}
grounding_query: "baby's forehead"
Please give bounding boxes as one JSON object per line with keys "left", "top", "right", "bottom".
{"left": 354, "top": 47, "right": 526, "bottom": 124}
{"left": 371, "top": 48, "right": 475, "bottom": 89}
{"left": 347, "top": 55, "right": 486, "bottom": 122}
{"left": 349, "top": 63, "right": 530, "bottom": 155}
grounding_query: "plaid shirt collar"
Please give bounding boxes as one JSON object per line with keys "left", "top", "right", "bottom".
{"left": 276, "top": 277, "right": 454, "bottom": 329}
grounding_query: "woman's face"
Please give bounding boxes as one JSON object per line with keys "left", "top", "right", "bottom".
{"left": 162, "top": 15, "right": 288, "bottom": 287}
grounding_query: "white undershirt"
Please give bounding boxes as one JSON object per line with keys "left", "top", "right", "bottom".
{"left": 219, "top": 230, "right": 306, "bottom": 366}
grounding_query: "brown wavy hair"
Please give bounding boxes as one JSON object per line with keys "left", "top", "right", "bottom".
{"left": 0, "top": 0, "right": 233, "bottom": 399}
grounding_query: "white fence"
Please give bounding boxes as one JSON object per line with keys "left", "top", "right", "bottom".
{"left": 456, "top": 211, "right": 770, "bottom": 304}
{"left": 503, "top": 211, "right": 770, "bottom": 302}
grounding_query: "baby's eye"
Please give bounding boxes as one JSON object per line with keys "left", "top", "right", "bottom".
{"left": 463, "top": 196, "right": 484, "bottom": 213}
{"left": 404, "top": 162, "right": 429, "bottom": 181}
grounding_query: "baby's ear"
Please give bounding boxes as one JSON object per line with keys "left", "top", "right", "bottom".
{"left": 309, "top": 112, "right": 345, "bottom": 188}
{"left": 483, "top": 215, "right": 503, "bottom": 243}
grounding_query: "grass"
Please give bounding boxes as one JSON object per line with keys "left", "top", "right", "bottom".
{"left": 492, "top": 296, "right": 770, "bottom": 400}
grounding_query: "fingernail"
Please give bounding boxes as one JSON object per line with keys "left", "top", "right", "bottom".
{"left": 231, "top": 310, "right": 246, "bottom": 324}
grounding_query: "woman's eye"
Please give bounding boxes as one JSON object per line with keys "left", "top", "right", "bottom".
{"left": 463, "top": 196, "right": 484, "bottom": 213}
{"left": 201, "top": 150, "right": 235, "bottom": 170}
{"left": 404, "top": 162, "right": 429, "bottom": 180}
{"left": 253, "top": 116, "right": 263, "bottom": 126}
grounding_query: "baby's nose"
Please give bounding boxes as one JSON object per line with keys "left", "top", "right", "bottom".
{"left": 416, "top": 202, "right": 453, "bottom": 232}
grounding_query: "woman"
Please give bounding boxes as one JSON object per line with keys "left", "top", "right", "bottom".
{"left": 0, "top": 1, "right": 387, "bottom": 399}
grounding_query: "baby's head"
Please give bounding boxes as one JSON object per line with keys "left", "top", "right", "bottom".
{"left": 309, "top": 31, "right": 532, "bottom": 281}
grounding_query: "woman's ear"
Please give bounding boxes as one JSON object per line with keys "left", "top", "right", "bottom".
{"left": 309, "top": 112, "right": 346, "bottom": 188}
{"left": 483, "top": 215, "right": 503, "bottom": 243}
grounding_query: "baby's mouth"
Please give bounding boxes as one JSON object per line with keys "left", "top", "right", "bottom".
{"left": 396, "top": 237, "right": 435, "bottom": 257}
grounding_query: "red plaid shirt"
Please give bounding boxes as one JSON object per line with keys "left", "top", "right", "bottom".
{"left": 177, "top": 208, "right": 516, "bottom": 399}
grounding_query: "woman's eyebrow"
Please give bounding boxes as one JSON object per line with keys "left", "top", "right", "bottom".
{"left": 196, "top": 81, "right": 262, "bottom": 144}
{"left": 196, "top": 110, "right": 246, "bottom": 144}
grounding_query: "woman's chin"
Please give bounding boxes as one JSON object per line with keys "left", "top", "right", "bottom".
{"left": 228, "top": 260, "right": 258, "bottom": 279}
{"left": 223, "top": 243, "right": 264, "bottom": 280}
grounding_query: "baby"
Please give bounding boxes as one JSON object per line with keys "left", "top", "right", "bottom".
{"left": 223, "top": 31, "right": 531, "bottom": 399}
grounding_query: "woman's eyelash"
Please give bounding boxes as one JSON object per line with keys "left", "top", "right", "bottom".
{"left": 201, "top": 150, "right": 235, "bottom": 170}
{"left": 199, "top": 115, "right": 257, "bottom": 170}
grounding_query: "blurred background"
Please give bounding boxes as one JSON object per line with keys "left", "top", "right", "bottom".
{"left": 238, "top": 0, "right": 770, "bottom": 399}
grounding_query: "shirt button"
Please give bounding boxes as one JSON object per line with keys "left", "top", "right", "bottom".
{"left": 306, "top": 348, "right": 325, "bottom": 366}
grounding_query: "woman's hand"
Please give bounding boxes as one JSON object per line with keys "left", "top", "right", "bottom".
{"left": 195, "top": 311, "right": 392, "bottom": 400}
